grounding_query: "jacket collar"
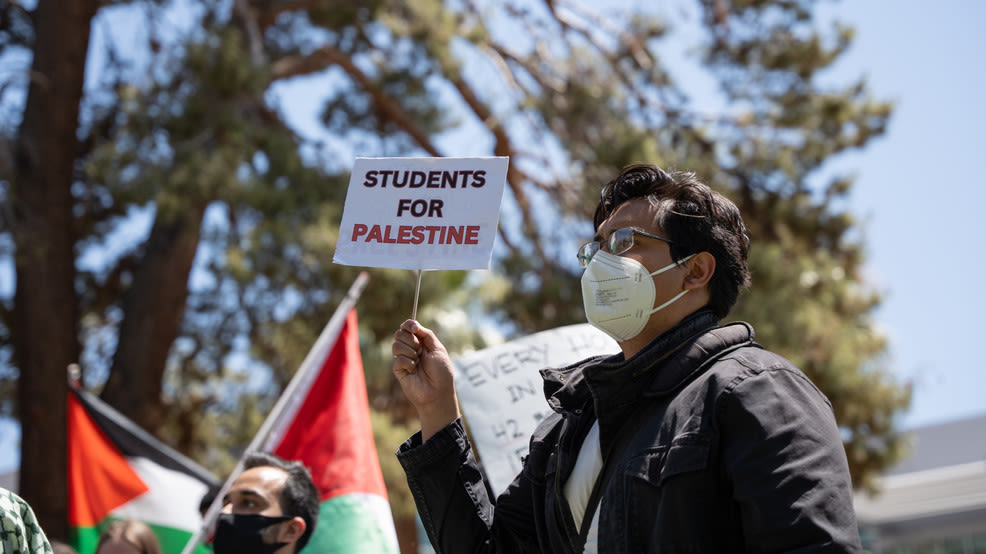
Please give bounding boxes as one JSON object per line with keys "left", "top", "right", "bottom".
{"left": 641, "top": 319, "right": 755, "bottom": 397}
{"left": 541, "top": 310, "right": 755, "bottom": 415}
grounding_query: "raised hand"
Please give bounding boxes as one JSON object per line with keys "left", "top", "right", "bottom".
{"left": 392, "top": 319, "right": 460, "bottom": 440}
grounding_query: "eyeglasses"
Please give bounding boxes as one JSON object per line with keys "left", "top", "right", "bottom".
{"left": 577, "top": 227, "right": 674, "bottom": 268}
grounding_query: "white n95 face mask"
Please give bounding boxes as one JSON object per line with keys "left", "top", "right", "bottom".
{"left": 581, "top": 250, "right": 694, "bottom": 342}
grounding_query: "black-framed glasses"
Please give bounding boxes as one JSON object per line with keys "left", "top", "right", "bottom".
{"left": 577, "top": 227, "right": 674, "bottom": 268}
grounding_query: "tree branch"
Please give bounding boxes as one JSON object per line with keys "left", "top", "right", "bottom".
{"left": 271, "top": 45, "right": 442, "bottom": 156}
{"left": 253, "top": 0, "right": 317, "bottom": 29}
{"left": 232, "top": 0, "right": 266, "bottom": 66}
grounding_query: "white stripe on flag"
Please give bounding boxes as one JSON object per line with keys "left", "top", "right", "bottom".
{"left": 352, "top": 492, "right": 399, "bottom": 551}
{"left": 112, "top": 457, "right": 210, "bottom": 531}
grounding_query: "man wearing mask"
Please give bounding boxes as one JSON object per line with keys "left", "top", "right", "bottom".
{"left": 214, "top": 452, "right": 318, "bottom": 554}
{"left": 392, "top": 164, "right": 861, "bottom": 552}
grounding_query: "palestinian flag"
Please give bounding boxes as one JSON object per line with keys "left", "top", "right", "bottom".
{"left": 264, "top": 308, "right": 399, "bottom": 553}
{"left": 67, "top": 387, "right": 220, "bottom": 554}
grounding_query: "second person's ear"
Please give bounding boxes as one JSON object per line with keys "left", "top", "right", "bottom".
{"left": 682, "top": 251, "right": 715, "bottom": 290}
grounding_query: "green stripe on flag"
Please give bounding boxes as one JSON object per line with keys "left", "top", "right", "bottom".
{"left": 68, "top": 525, "right": 100, "bottom": 554}
{"left": 301, "top": 493, "right": 399, "bottom": 554}
{"left": 70, "top": 519, "right": 213, "bottom": 554}
{"left": 145, "top": 521, "right": 213, "bottom": 554}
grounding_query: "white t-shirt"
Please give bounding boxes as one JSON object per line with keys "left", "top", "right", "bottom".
{"left": 563, "top": 419, "right": 603, "bottom": 553}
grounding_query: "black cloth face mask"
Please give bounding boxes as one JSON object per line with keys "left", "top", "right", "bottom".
{"left": 213, "top": 513, "right": 293, "bottom": 554}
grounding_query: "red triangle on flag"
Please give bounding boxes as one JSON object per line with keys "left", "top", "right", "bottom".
{"left": 271, "top": 309, "right": 388, "bottom": 501}
{"left": 67, "top": 392, "right": 149, "bottom": 527}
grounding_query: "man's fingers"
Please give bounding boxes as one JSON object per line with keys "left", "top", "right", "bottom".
{"left": 393, "top": 320, "right": 446, "bottom": 382}
{"left": 393, "top": 352, "right": 417, "bottom": 367}
{"left": 401, "top": 319, "right": 446, "bottom": 356}
{"left": 392, "top": 329, "right": 421, "bottom": 377}
{"left": 392, "top": 357, "right": 417, "bottom": 378}
{"left": 393, "top": 327, "right": 420, "bottom": 351}
{"left": 392, "top": 341, "right": 417, "bottom": 360}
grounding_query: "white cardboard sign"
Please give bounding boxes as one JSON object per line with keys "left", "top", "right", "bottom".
{"left": 453, "top": 323, "right": 619, "bottom": 495}
{"left": 333, "top": 157, "right": 509, "bottom": 270}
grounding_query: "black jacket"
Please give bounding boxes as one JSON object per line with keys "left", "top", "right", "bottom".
{"left": 397, "top": 311, "right": 862, "bottom": 553}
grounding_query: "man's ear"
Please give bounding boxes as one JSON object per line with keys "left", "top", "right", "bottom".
{"left": 682, "top": 251, "right": 715, "bottom": 290}
{"left": 278, "top": 516, "right": 306, "bottom": 544}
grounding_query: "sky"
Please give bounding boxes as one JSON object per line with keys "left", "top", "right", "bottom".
{"left": 812, "top": 0, "right": 986, "bottom": 429}
{"left": 1, "top": 0, "right": 984, "bottom": 474}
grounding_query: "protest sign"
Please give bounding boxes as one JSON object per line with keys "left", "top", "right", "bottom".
{"left": 333, "top": 157, "right": 509, "bottom": 270}
{"left": 453, "top": 323, "right": 619, "bottom": 495}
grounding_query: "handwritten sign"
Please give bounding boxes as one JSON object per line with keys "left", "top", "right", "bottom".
{"left": 453, "top": 323, "right": 619, "bottom": 495}
{"left": 333, "top": 157, "right": 509, "bottom": 270}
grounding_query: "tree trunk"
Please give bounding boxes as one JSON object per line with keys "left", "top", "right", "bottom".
{"left": 101, "top": 206, "right": 206, "bottom": 433}
{"left": 12, "top": 0, "right": 97, "bottom": 539}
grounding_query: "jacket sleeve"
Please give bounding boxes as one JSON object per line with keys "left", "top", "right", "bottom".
{"left": 717, "top": 364, "right": 862, "bottom": 553}
{"left": 397, "top": 418, "right": 540, "bottom": 554}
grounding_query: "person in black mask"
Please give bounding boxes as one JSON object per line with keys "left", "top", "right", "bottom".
{"left": 213, "top": 452, "right": 318, "bottom": 554}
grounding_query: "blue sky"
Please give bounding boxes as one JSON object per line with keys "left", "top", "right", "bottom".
{"left": 1, "top": 0, "right": 983, "bottom": 474}
{"left": 814, "top": 0, "right": 986, "bottom": 428}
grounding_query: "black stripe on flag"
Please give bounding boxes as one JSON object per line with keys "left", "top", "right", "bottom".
{"left": 72, "top": 389, "right": 220, "bottom": 487}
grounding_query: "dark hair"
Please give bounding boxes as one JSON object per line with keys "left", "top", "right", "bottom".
{"left": 593, "top": 164, "right": 751, "bottom": 318}
{"left": 199, "top": 484, "right": 221, "bottom": 516}
{"left": 96, "top": 519, "right": 162, "bottom": 554}
{"left": 243, "top": 452, "right": 320, "bottom": 552}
